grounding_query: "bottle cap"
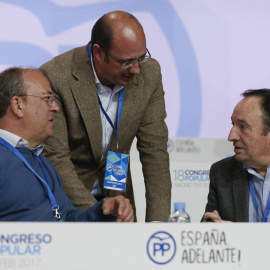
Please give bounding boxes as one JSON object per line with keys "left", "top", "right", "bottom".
{"left": 174, "top": 202, "right": 185, "bottom": 210}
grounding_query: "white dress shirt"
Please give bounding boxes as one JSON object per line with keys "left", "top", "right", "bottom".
{"left": 0, "top": 129, "right": 44, "bottom": 156}
{"left": 90, "top": 53, "right": 124, "bottom": 196}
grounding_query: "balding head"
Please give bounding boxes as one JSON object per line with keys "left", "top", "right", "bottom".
{"left": 91, "top": 11, "right": 148, "bottom": 88}
{"left": 0, "top": 67, "right": 60, "bottom": 147}
{"left": 91, "top": 10, "right": 144, "bottom": 54}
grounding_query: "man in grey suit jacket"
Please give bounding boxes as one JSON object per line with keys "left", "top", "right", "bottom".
{"left": 203, "top": 89, "right": 270, "bottom": 222}
{"left": 39, "top": 11, "right": 171, "bottom": 222}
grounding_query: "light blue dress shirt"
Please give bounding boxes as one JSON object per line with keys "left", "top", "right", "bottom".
{"left": 0, "top": 129, "right": 43, "bottom": 155}
{"left": 245, "top": 166, "right": 270, "bottom": 222}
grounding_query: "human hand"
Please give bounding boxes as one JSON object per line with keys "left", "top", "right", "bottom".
{"left": 102, "top": 196, "right": 134, "bottom": 222}
{"left": 203, "top": 210, "right": 232, "bottom": 223}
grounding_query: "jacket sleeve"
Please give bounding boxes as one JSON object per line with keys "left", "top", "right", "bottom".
{"left": 201, "top": 163, "right": 220, "bottom": 221}
{"left": 65, "top": 199, "right": 116, "bottom": 222}
{"left": 136, "top": 59, "right": 172, "bottom": 222}
{"left": 39, "top": 56, "right": 98, "bottom": 210}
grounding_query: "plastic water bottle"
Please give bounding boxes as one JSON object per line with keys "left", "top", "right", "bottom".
{"left": 168, "top": 202, "right": 190, "bottom": 223}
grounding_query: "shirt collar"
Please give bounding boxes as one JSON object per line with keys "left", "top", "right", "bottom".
{"left": 0, "top": 129, "right": 44, "bottom": 156}
{"left": 243, "top": 164, "right": 270, "bottom": 181}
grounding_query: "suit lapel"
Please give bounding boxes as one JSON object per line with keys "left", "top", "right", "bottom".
{"left": 99, "top": 75, "right": 143, "bottom": 161}
{"left": 117, "top": 76, "right": 142, "bottom": 141}
{"left": 232, "top": 162, "right": 249, "bottom": 222}
{"left": 70, "top": 45, "right": 145, "bottom": 164}
{"left": 71, "top": 45, "right": 103, "bottom": 163}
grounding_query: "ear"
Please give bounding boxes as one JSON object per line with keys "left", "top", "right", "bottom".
{"left": 9, "top": 96, "right": 25, "bottom": 118}
{"left": 92, "top": 44, "right": 104, "bottom": 61}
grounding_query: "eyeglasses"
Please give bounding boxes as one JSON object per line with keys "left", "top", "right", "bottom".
{"left": 18, "top": 94, "right": 55, "bottom": 105}
{"left": 100, "top": 46, "right": 151, "bottom": 68}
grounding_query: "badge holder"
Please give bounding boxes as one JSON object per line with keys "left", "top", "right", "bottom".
{"left": 104, "top": 151, "right": 129, "bottom": 192}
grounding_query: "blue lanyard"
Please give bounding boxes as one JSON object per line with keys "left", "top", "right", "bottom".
{"left": 0, "top": 137, "right": 61, "bottom": 219}
{"left": 97, "top": 90, "right": 124, "bottom": 142}
{"left": 249, "top": 176, "right": 270, "bottom": 222}
{"left": 88, "top": 43, "right": 125, "bottom": 148}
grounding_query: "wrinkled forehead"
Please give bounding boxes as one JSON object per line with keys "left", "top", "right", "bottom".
{"left": 237, "top": 96, "right": 262, "bottom": 112}
{"left": 232, "top": 96, "right": 263, "bottom": 121}
{"left": 23, "top": 70, "right": 52, "bottom": 94}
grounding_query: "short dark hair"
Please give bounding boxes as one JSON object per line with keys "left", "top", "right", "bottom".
{"left": 90, "top": 11, "right": 143, "bottom": 58}
{"left": 91, "top": 13, "right": 112, "bottom": 55}
{"left": 242, "top": 89, "right": 270, "bottom": 135}
{"left": 0, "top": 67, "right": 27, "bottom": 118}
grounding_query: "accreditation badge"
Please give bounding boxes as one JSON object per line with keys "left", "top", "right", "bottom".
{"left": 104, "top": 151, "right": 129, "bottom": 192}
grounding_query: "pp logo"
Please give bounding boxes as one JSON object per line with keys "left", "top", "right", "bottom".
{"left": 107, "top": 163, "right": 112, "bottom": 171}
{"left": 147, "top": 231, "right": 176, "bottom": 265}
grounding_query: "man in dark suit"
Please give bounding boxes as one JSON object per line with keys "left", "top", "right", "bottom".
{"left": 39, "top": 11, "right": 171, "bottom": 222}
{"left": 202, "top": 89, "right": 270, "bottom": 222}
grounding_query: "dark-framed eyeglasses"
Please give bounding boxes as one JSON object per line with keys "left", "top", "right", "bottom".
{"left": 18, "top": 94, "right": 55, "bottom": 105}
{"left": 100, "top": 46, "right": 151, "bottom": 68}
